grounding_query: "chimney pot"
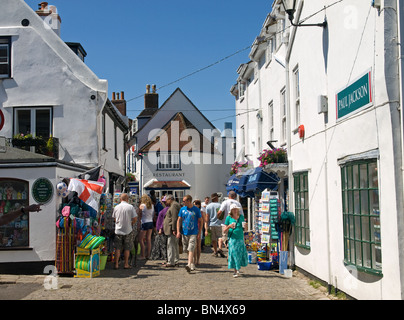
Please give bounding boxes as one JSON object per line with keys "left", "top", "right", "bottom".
{"left": 40, "top": 2, "right": 48, "bottom": 10}
{"left": 146, "top": 84, "right": 150, "bottom": 94}
{"left": 112, "top": 92, "right": 116, "bottom": 100}
{"left": 152, "top": 84, "right": 156, "bottom": 93}
{"left": 121, "top": 91, "right": 124, "bottom": 100}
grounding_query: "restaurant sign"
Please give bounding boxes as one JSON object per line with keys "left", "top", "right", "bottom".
{"left": 336, "top": 70, "right": 372, "bottom": 120}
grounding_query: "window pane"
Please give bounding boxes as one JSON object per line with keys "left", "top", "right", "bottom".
{"left": 363, "top": 242, "right": 372, "bottom": 269}
{"left": 347, "top": 166, "right": 353, "bottom": 189}
{"left": 16, "top": 110, "right": 31, "bottom": 135}
{"left": 360, "top": 163, "right": 368, "bottom": 188}
{"left": 353, "top": 165, "right": 359, "bottom": 189}
{"left": 361, "top": 216, "right": 370, "bottom": 241}
{"left": 0, "top": 45, "right": 8, "bottom": 63}
{"left": 369, "top": 162, "right": 378, "bottom": 188}
{"left": 0, "top": 64, "right": 8, "bottom": 76}
{"left": 361, "top": 190, "right": 369, "bottom": 215}
{"left": 0, "top": 179, "right": 30, "bottom": 248}
{"left": 353, "top": 191, "right": 360, "bottom": 214}
{"left": 36, "top": 109, "right": 51, "bottom": 138}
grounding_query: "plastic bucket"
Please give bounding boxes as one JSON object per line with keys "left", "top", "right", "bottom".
{"left": 100, "top": 255, "right": 108, "bottom": 271}
{"left": 284, "top": 269, "right": 292, "bottom": 278}
{"left": 248, "top": 251, "right": 257, "bottom": 264}
{"left": 257, "top": 261, "right": 272, "bottom": 271}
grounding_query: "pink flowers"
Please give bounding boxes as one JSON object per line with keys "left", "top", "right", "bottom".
{"left": 258, "top": 148, "right": 287, "bottom": 167}
{"left": 230, "top": 161, "right": 249, "bottom": 175}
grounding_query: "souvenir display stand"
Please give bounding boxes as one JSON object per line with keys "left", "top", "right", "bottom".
{"left": 74, "top": 234, "right": 105, "bottom": 278}
{"left": 245, "top": 189, "right": 281, "bottom": 271}
{"left": 55, "top": 181, "right": 109, "bottom": 276}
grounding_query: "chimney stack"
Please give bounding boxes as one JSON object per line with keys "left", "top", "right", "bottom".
{"left": 144, "top": 84, "right": 158, "bottom": 110}
{"left": 111, "top": 91, "right": 127, "bottom": 116}
{"left": 36, "top": 2, "right": 62, "bottom": 37}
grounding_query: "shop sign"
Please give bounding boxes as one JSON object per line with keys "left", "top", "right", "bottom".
{"left": 336, "top": 70, "right": 372, "bottom": 120}
{"left": 247, "top": 173, "right": 258, "bottom": 183}
{"left": 32, "top": 177, "right": 54, "bottom": 204}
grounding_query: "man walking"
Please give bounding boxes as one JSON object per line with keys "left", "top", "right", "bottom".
{"left": 205, "top": 193, "right": 226, "bottom": 258}
{"left": 112, "top": 193, "right": 137, "bottom": 269}
{"left": 217, "top": 191, "right": 244, "bottom": 222}
{"left": 163, "top": 194, "right": 181, "bottom": 267}
{"left": 177, "top": 194, "right": 202, "bottom": 273}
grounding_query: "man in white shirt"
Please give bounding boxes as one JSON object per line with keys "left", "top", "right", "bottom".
{"left": 217, "top": 191, "right": 244, "bottom": 221}
{"left": 112, "top": 193, "right": 137, "bottom": 269}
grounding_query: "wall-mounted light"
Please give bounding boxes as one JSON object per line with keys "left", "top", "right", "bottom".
{"left": 267, "top": 140, "right": 278, "bottom": 150}
{"left": 282, "top": 0, "right": 327, "bottom": 28}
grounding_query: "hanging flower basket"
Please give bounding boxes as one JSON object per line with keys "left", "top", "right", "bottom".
{"left": 258, "top": 148, "right": 287, "bottom": 167}
{"left": 126, "top": 173, "right": 136, "bottom": 182}
{"left": 230, "top": 161, "right": 249, "bottom": 175}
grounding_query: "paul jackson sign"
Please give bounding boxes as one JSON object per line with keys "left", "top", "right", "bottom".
{"left": 336, "top": 70, "right": 373, "bottom": 120}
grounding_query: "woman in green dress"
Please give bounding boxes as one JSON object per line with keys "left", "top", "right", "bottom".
{"left": 223, "top": 203, "right": 248, "bottom": 277}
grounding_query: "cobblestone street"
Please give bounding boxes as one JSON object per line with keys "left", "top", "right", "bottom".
{"left": 0, "top": 246, "right": 331, "bottom": 301}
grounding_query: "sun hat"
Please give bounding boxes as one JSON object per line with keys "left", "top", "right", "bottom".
{"left": 229, "top": 203, "right": 241, "bottom": 211}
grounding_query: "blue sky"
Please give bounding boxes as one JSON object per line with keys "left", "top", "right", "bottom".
{"left": 27, "top": 0, "right": 273, "bottom": 132}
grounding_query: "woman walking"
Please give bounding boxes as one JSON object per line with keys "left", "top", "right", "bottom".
{"left": 223, "top": 203, "right": 248, "bottom": 277}
{"left": 139, "top": 194, "right": 154, "bottom": 259}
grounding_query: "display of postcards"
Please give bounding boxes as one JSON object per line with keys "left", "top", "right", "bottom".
{"left": 261, "top": 234, "right": 270, "bottom": 243}
{"left": 261, "top": 223, "right": 270, "bottom": 233}
{"left": 261, "top": 213, "right": 270, "bottom": 223}
{"left": 261, "top": 192, "right": 270, "bottom": 202}
{"left": 261, "top": 203, "right": 269, "bottom": 212}
{"left": 269, "top": 199, "right": 278, "bottom": 204}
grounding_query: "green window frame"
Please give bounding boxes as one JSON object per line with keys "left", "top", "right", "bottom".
{"left": 341, "top": 159, "right": 382, "bottom": 276}
{"left": 293, "top": 171, "right": 310, "bottom": 249}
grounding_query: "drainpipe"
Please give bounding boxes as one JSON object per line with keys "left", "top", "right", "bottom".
{"left": 387, "top": 0, "right": 404, "bottom": 299}
{"left": 285, "top": 0, "right": 302, "bottom": 272}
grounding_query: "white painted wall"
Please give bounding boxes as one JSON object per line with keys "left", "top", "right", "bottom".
{"left": 233, "top": 0, "right": 403, "bottom": 299}
{"left": 0, "top": 0, "right": 108, "bottom": 167}
{"left": 0, "top": 163, "right": 86, "bottom": 263}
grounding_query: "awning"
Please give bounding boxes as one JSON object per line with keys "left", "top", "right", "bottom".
{"left": 236, "top": 173, "right": 254, "bottom": 197}
{"left": 226, "top": 174, "right": 240, "bottom": 192}
{"left": 144, "top": 179, "right": 191, "bottom": 190}
{"left": 244, "top": 167, "right": 280, "bottom": 194}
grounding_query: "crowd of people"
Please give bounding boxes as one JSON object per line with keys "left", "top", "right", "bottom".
{"left": 112, "top": 190, "right": 249, "bottom": 278}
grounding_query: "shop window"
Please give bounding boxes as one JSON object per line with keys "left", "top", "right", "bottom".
{"left": 0, "top": 179, "right": 30, "bottom": 248}
{"left": 157, "top": 190, "right": 184, "bottom": 204}
{"left": 293, "top": 171, "right": 310, "bottom": 249}
{"left": 341, "top": 159, "right": 382, "bottom": 275}
{"left": 0, "top": 37, "right": 11, "bottom": 78}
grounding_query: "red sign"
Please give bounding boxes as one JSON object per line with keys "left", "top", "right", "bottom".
{"left": 0, "top": 109, "right": 4, "bottom": 131}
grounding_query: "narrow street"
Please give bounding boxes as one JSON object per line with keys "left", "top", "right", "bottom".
{"left": 0, "top": 246, "right": 330, "bottom": 301}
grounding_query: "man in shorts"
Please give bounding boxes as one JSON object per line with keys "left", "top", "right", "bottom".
{"left": 177, "top": 194, "right": 202, "bottom": 272}
{"left": 205, "top": 193, "right": 226, "bottom": 258}
{"left": 112, "top": 193, "right": 138, "bottom": 269}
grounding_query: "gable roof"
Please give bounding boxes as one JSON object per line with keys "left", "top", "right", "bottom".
{"left": 2, "top": 0, "right": 107, "bottom": 102}
{"left": 139, "top": 112, "right": 220, "bottom": 155}
{"left": 134, "top": 88, "right": 216, "bottom": 136}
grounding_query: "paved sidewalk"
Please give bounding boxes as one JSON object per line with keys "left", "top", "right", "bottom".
{"left": 0, "top": 246, "right": 330, "bottom": 300}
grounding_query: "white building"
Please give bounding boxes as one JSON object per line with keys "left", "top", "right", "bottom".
{"left": 0, "top": 1, "right": 128, "bottom": 270}
{"left": 232, "top": 0, "right": 404, "bottom": 300}
{"left": 127, "top": 86, "right": 234, "bottom": 202}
